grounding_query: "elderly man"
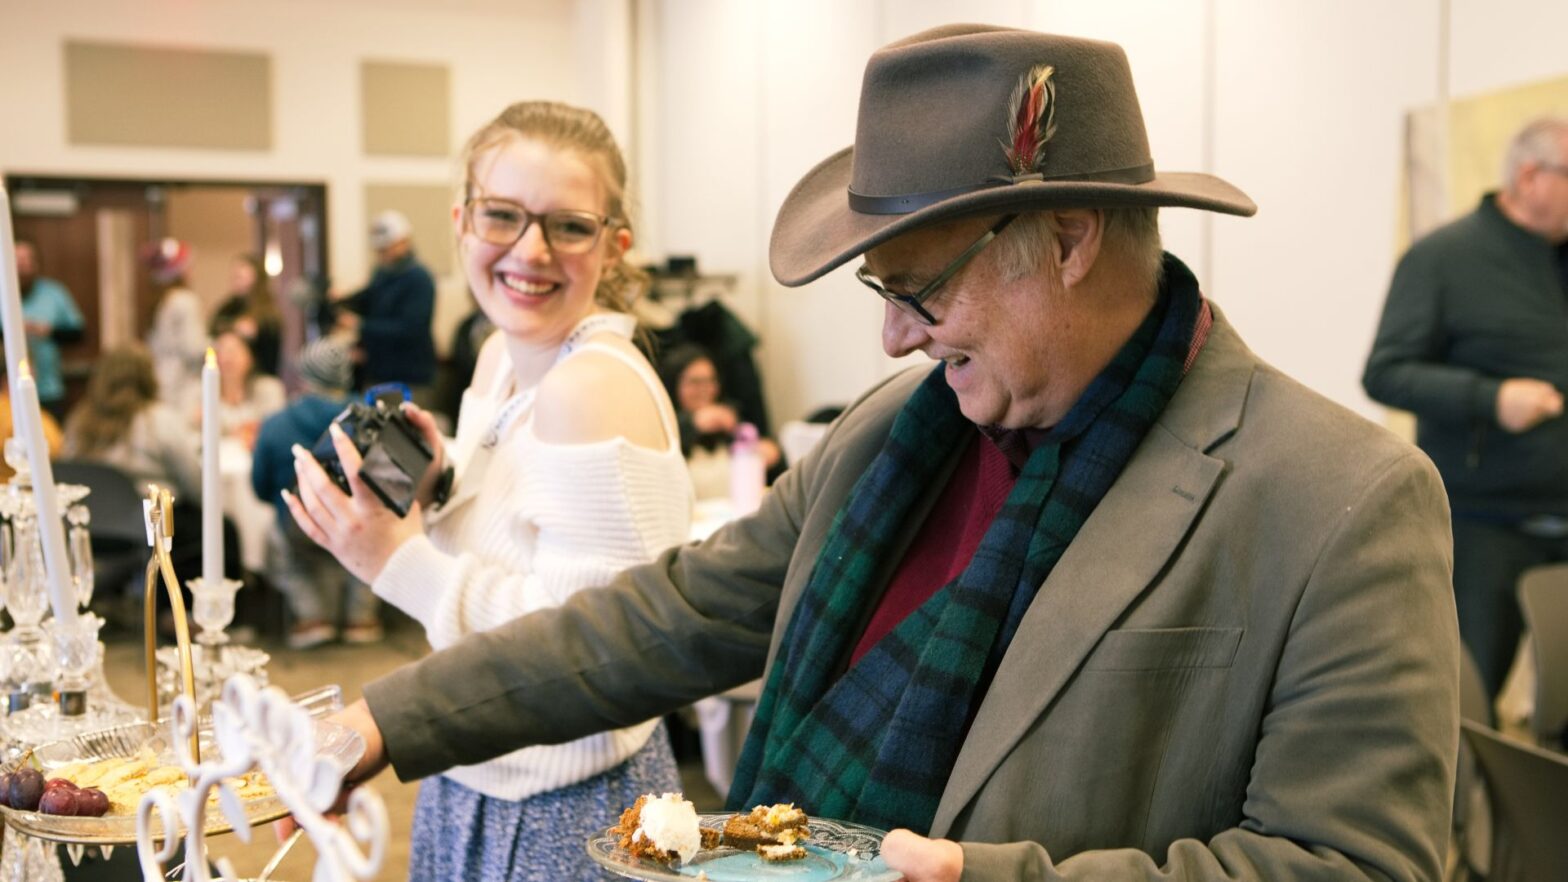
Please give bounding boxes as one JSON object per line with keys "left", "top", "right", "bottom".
{"left": 305, "top": 26, "right": 1457, "bottom": 881}
{"left": 1365, "top": 116, "right": 1568, "bottom": 699}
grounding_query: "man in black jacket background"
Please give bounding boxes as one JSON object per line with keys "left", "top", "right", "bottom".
{"left": 336, "top": 210, "right": 438, "bottom": 404}
{"left": 1364, "top": 116, "right": 1568, "bottom": 696}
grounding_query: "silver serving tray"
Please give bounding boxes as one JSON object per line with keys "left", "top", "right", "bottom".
{"left": 0, "top": 716, "right": 363, "bottom": 845}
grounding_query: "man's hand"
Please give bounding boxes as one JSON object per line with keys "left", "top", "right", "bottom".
{"left": 23, "top": 319, "right": 50, "bottom": 338}
{"left": 273, "top": 698, "right": 388, "bottom": 841}
{"left": 1497, "top": 377, "right": 1563, "bottom": 433}
{"left": 881, "top": 829, "right": 963, "bottom": 882}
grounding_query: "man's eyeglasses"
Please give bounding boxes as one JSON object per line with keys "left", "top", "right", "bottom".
{"left": 464, "top": 196, "right": 615, "bottom": 254}
{"left": 855, "top": 214, "right": 1018, "bottom": 325}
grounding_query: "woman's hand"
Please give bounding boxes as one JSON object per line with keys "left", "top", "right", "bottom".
{"left": 881, "top": 829, "right": 963, "bottom": 882}
{"left": 283, "top": 422, "right": 425, "bottom": 584}
{"left": 399, "top": 402, "right": 447, "bottom": 507}
{"left": 692, "top": 402, "right": 739, "bottom": 434}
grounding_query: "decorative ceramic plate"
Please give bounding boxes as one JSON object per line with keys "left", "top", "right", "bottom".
{"left": 0, "top": 718, "right": 364, "bottom": 845}
{"left": 587, "top": 813, "right": 900, "bottom": 882}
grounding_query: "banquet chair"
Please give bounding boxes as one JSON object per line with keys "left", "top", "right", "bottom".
{"left": 1518, "top": 563, "right": 1568, "bottom": 748}
{"left": 1461, "top": 719, "right": 1568, "bottom": 882}
{"left": 1450, "top": 646, "right": 1493, "bottom": 882}
{"left": 51, "top": 460, "right": 149, "bottom": 613}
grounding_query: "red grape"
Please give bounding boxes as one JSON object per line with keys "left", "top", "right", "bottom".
{"left": 37, "top": 787, "right": 77, "bottom": 816}
{"left": 74, "top": 787, "right": 109, "bottom": 817}
{"left": 9, "top": 769, "right": 44, "bottom": 811}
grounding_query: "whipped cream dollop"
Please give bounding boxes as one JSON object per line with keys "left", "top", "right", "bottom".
{"left": 635, "top": 792, "right": 702, "bottom": 864}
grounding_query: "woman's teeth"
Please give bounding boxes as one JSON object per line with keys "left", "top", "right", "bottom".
{"left": 501, "top": 274, "right": 556, "bottom": 295}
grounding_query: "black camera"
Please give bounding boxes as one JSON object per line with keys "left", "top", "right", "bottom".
{"left": 310, "top": 388, "right": 433, "bottom": 517}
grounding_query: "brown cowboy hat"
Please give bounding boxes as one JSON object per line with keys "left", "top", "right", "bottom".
{"left": 770, "top": 24, "right": 1256, "bottom": 287}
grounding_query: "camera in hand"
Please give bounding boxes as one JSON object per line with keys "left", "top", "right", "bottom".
{"left": 310, "top": 386, "right": 433, "bottom": 517}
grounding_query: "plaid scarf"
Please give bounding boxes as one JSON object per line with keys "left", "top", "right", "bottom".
{"left": 729, "top": 271, "right": 1199, "bottom": 832}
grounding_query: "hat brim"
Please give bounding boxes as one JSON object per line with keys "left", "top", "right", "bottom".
{"left": 770, "top": 146, "right": 1257, "bottom": 287}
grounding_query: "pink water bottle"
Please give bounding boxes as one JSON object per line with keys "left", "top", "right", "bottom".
{"left": 729, "top": 423, "right": 765, "bottom": 515}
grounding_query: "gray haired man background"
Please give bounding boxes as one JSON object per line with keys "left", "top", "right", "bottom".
{"left": 1365, "top": 116, "right": 1568, "bottom": 701}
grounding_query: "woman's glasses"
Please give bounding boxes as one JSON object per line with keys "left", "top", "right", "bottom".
{"left": 464, "top": 197, "right": 615, "bottom": 254}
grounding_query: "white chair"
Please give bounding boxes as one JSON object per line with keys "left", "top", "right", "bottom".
{"left": 778, "top": 420, "right": 830, "bottom": 467}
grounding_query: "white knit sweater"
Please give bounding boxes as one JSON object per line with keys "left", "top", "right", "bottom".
{"left": 373, "top": 327, "right": 693, "bottom": 801}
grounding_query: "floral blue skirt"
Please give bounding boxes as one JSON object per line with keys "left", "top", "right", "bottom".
{"left": 408, "top": 722, "right": 680, "bottom": 881}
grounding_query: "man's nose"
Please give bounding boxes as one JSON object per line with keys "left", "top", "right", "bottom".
{"left": 882, "top": 301, "right": 929, "bottom": 357}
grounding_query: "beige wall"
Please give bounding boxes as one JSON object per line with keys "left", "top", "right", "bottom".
{"left": 0, "top": 0, "right": 597, "bottom": 357}
{"left": 642, "top": 0, "right": 1568, "bottom": 425}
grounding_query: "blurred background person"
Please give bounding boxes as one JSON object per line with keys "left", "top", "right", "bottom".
{"left": 143, "top": 238, "right": 207, "bottom": 420}
{"left": 252, "top": 337, "right": 379, "bottom": 648}
{"left": 211, "top": 253, "right": 282, "bottom": 377}
{"left": 212, "top": 328, "right": 285, "bottom": 449}
{"left": 660, "top": 342, "right": 782, "bottom": 501}
{"left": 0, "top": 360, "right": 63, "bottom": 482}
{"left": 333, "top": 210, "right": 437, "bottom": 405}
{"left": 14, "top": 238, "right": 85, "bottom": 422}
{"left": 1364, "top": 116, "right": 1568, "bottom": 698}
{"left": 287, "top": 100, "right": 690, "bottom": 881}
{"left": 436, "top": 295, "right": 495, "bottom": 429}
{"left": 62, "top": 345, "right": 239, "bottom": 592}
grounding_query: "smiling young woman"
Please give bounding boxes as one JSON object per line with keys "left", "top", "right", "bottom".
{"left": 285, "top": 101, "right": 691, "bottom": 881}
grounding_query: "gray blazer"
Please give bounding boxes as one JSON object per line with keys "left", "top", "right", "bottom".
{"left": 366, "top": 307, "right": 1458, "bottom": 881}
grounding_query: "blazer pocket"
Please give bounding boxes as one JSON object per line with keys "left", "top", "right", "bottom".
{"left": 1082, "top": 627, "right": 1243, "bottom": 672}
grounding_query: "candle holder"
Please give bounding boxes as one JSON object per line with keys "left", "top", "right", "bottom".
{"left": 0, "top": 437, "right": 120, "bottom": 725}
{"left": 154, "top": 576, "right": 271, "bottom": 716}
{"left": 188, "top": 576, "right": 243, "bottom": 647}
{"left": 47, "top": 612, "right": 103, "bottom": 721}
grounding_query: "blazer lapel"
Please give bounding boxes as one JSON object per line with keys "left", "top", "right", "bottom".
{"left": 929, "top": 308, "right": 1256, "bottom": 837}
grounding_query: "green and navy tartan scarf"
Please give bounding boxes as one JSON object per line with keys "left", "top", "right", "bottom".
{"left": 729, "top": 267, "right": 1199, "bottom": 833}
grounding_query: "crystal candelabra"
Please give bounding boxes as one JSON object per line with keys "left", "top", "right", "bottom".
{"left": 0, "top": 438, "right": 127, "bottom": 732}
{"left": 155, "top": 575, "right": 270, "bottom": 714}
{"left": 0, "top": 440, "right": 139, "bottom": 881}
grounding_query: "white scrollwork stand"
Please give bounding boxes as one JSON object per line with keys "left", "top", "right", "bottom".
{"left": 133, "top": 675, "right": 387, "bottom": 882}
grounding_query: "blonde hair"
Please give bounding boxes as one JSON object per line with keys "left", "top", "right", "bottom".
{"left": 63, "top": 346, "right": 159, "bottom": 457}
{"left": 458, "top": 101, "right": 647, "bottom": 313}
{"left": 993, "top": 207, "right": 1164, "bottom": 294}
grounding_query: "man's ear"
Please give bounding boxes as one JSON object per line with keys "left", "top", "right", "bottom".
{"left": 1052, "top": 209, "right": 1104, "bottom": 288}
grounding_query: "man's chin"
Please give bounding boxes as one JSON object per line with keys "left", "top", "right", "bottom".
{"left": 955, "top": 397, "right": 1002, "bottom": 428}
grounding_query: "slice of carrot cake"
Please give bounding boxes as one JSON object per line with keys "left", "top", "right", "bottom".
{"left": 722, "top": 802, "right": 812, "bottom": 856}
{"left": 614, "top": 793, "right": 705, "bottom": 866}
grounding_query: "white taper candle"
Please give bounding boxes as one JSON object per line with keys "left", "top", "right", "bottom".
{"left": 0, "top": 185, "right": 29, "bottom": 396}
{"left": 16, "top": 361, "right": 78, "bottom": 625}
{"left": 202, "top": 347, "right": 222, "bottom": 586}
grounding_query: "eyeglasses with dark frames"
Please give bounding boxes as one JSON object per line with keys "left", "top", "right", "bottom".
{"left": 855, "top": 214, "right": 1018, "bottom": 325}
{"left": 464, "top": 196, "right": 616, "bottom": 255}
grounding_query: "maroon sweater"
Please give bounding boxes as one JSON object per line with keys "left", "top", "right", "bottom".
{"left": 847, "top": 299, "right": 1213, "bottom": 667}
{"left": 849, "top": 433, "right": 1018, "bottom": 666}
